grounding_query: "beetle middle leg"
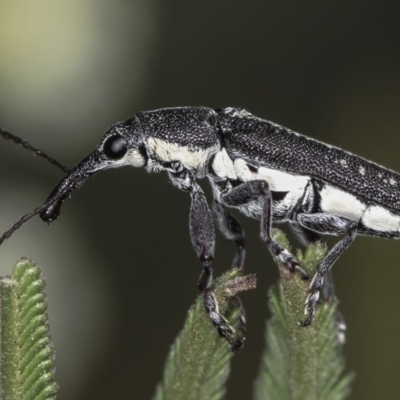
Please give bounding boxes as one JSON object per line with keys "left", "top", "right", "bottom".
{"left": 212, "top": 200, "right": 247, "bottom": 341}
{"left": 212, "top": 200, "right": 246, "bottom": 270}
{"left": 220, "top": 180, "right": 309, "bottom": 279}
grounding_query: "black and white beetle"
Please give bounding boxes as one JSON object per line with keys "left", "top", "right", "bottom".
{"left": 2, "top": 106, "right": 400, "bottom": 350}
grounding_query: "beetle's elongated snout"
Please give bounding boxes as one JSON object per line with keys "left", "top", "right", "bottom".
{"left": 39, "top": 170, "right": 89, "bottom": 223}
{"left": 40, "top": 152, "right": 104, "bottom": 223}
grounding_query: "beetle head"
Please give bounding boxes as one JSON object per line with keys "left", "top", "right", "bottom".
{"left": 40, "top": 116, "right": 145, "bottom": 223}
{"left": 40, "top": 107, "right": 220, "bottom": 223}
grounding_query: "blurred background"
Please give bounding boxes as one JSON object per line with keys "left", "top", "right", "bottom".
{"left": 1, "top": 1, "right": 400, "bottom": 399}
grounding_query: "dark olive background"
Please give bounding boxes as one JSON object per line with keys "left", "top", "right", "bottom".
{"left": 1, "top": 1, "right": 400, "bottom": 399}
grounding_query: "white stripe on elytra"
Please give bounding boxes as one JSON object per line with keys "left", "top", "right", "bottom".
{"left": 234, "top": 159, "right": 310, "bottom": 193}
{"left": 319, "top": 186, "right": 366, "bottom": 221}
{"left": 362, "top": 205, "right": 400, "bottom": 232}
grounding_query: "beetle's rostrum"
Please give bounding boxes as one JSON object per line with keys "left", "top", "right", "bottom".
{"left": 3, "top": 106, "right": 400, "bottom": 350}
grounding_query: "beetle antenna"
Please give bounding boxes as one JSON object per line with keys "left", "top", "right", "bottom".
{"left": 0, "top": 128, "right": 70, "bottom": 173}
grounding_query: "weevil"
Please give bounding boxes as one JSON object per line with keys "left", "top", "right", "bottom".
{"left": 2, "top": 106, "right": 400, "bottom": 350}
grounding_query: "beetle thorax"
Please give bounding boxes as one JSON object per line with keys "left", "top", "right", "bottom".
{"left": 144, "top": 136, "right": 220, "bottom": 177}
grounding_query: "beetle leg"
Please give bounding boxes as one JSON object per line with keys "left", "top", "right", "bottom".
{"left": 289, "top": 222, "right": 320, "bottom": 246}
{"left": 212, "top": 200, "right": 245, "bottom": 270}
{"left": 296, "top": 213, "right": 358, "bottom": 326}
{"left": 221, "top": 180, "right": 309, "bottom": 279}
{"left": 189, "top": 178, "right": 244, "bottom": 351}
{"left": 289, "top": 221, "right": 347, "bottom": 341}
{"left": 212, "top": 200, "right": 246, "bottom": 339}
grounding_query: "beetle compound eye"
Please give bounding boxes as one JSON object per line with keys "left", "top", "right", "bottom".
{"left": 103, "top": 136, "right": 128, "bottom": 160}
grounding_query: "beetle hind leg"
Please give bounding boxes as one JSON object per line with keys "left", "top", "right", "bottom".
{"left": 296, "top": 213, "right": 358, "bottom": 326}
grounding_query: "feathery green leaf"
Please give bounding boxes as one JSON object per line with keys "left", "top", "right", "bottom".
{"left": 254, "top": 230, "right": 354, "bottom": 400}
{"left": 0, "top": 258, "right": 58, "bottom": 400}
{"left": 154, "top": 269, "right": 256, "bottom": 400}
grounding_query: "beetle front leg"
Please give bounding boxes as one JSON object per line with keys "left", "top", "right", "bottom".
{"left": 221, "top": 180, "right": 309, "bottom": 279}
{"left": 189, "top": 179, "right": 244, "bottom": 351}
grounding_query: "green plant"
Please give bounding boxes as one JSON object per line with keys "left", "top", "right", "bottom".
{"left": 0, "top": 230, "right": 352, "bottom": 399}
{"left": 0, "top": 258, "right": 57, "bottom": 400}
